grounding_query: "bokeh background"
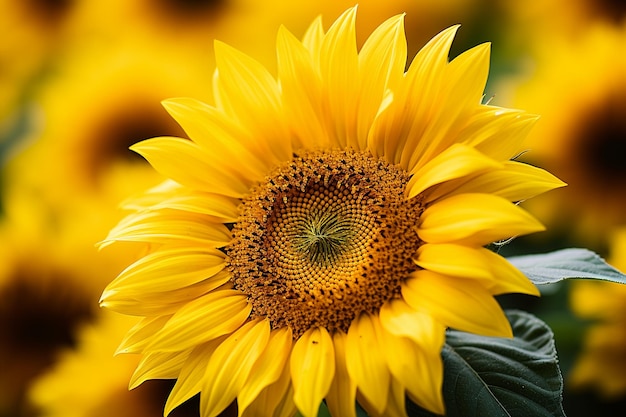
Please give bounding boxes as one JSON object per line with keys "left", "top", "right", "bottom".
{"left": 1, "top": 1, "right": 625, "bottom": 416}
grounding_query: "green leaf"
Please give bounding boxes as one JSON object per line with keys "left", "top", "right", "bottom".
{"left": 407, "top": 310, "right": 564, "bottom": 417}
{"left": 507, "top": 248, "right": 626, "bottom": 285}
{"left": 317, "top": 402, "right": 332, "bottom": 417}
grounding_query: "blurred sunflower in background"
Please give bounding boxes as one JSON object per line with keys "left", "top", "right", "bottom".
{"left": 496, "top": 2, "right": 626, "bottom": 244}
{"left": 568, "top": 228, "right": 626, "bottom": 405}
{"left": 0, "top": 212, "right": 93, "bottom": 415}
{"left": 98, "top": 7, "right": 563, "bottom": 417}
{"left": 3, "top": 37, "right": 210, "bottom": 206}
{"left": 28, "top": 311, "right": 202, "bottom": 417}
{"left": 503, "top": 0, "right": 626, "bottom": 38}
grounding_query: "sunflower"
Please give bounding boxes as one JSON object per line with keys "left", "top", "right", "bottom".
{"left": 568, "top": 228, "right": 626, "bottom": 398}
{"left": 28, "top": 310, "right": 200, "bottom": 417}
{"left": 100, "top": 7, "right": 564, "bottom": 417}
{"left": 3, "top": 30, "right": 216, "bottom": 212}
{"left": 499, "top": 22, "right": 626, "bottom": 239}
{"left": 0, "top": 222, "right": 93, "bottom": 416}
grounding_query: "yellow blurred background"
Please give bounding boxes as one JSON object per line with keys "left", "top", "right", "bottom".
{"left": 1, "top": 1, "right": 625, "bottom": 416}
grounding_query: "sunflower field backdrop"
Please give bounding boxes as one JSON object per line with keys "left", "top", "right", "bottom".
{"left": 1, "top": 1, "right": 625, "bottom": 417}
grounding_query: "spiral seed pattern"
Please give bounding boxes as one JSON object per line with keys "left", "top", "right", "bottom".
{"left": 228, "top": 149, "right": 424, "bottom": 338}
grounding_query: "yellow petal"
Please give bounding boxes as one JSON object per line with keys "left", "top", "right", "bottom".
{"left": 119, "top": 179, "right": 181, "bottom": 211}
{"left": 345, "top": 313, "right": 390, "bottom": 414}
{"left": 102, "top": 271, "right": 232, "bottom": 316}
{"left": 276, "top": 25, "right": 326, "bottom": 150}
{"left": 302, "top": 14, "right": 325, "bottom": 61}
{"left": 319, "top": 5, "right": 359, "bottom": 148}
{"left": 129, "top": 350, "right": 189, "bottom": 390}
{"left": 103, "top": 247, "right": 225, "bottom": 296}
{"left": 405, "top": 43, "right": 491, "bottom": 172}
{"left": 359, "top": 377, "right": 409, "bottom": 417}
{"left": 99, "top": 296, "right": 189, "bottom": 317}
{"left": 471, "top": 160, "right": 566, "bottom": 201}
{"left": 213, "top": 42, "right": 291, "bottom": 163}
{"left": 407, "top": 143, "right": 502, "bottom": 199}
{"left": 374, "top": 21, "right": 458, "bottom": 167}
{"left": 238, "top": 327, "right": 293, "bottom": 416}
{"left": 383, "top": 333, "right": 444, "bottom": 416}
{"left": 131, "top": 137, "right": 250, "bottom": 197}
{"left": 116, "top": 315, "right": 170, "bottom": 355}
{"left": 272, "top": 383, "right": 298, "bottom": 417}
{"left": 164, "top": 338, "right": 223, "bottom": 416}
{"left": 418, "top": 193, "right": 545, "bottom": 246}
{"left": 146, "top": 290, "right": 251, "bottom": 352}
{"left": 358, "top": 13, "right": 406, "bottom": 149}
{"left": 461, "top": 107, "right": 539, "bottom": 161}
{"left": 325, "top": 331, "right": 357, "bottom": 417}
{"left": 162, "top": 98, "right": 275, "bottom": 183}
{"left": 402, "top": 270, "right": 512, "bottom": 337}
{"left": 241, "top": 360, "right": 296, "bottom": 417}
{"left": 402, "top": 346, "right": 445, "bottom": 415}
{"left": 290, "top": 327, "right": 335, "bottom": 417}
{"left": 445, "top": 42, "right": 491, "bottom": 109}
{"left": 379, "top": 298, "right": 445, "bottom": 349}
{"left": 415, "top": 243, "right": 539, "bottom": 295}
{"left": 397, "top": 25, "right": 460, "bottom": 169}
{"left": 380, "top": 377, "right": 410, "bottom": 417}
{"left": 100, "top": 209, "right": 232, "bottom": 249}
{"left": 149, "top": 191, "right": 240, "bottom": 222}
{"left": 427, "top": 159, "right": 566, "bottom": 203}
{"left": 378, "top": 304, "right": 446, "bottom": 414}
{"left": 200, "top": 319, "right": 271, "bottom": 417}
{"left": 405, "top": 24, "right": 460, "bottom": 96}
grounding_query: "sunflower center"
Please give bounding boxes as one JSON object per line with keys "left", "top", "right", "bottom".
{"left": 592, "top": 0, "right": 626, "bottom": 23}
{"left": 293, "top": 209, "right": 353, "bottom": 266}
{"left": 228, "top": 150, "right": 424, "bottom": 338}
{"left": 575, "top": 91, "right": 626, "bottom": 185}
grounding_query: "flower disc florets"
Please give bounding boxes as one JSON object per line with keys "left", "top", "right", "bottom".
{"left": 228, "top": 149, "right": 424, "bottom": 338}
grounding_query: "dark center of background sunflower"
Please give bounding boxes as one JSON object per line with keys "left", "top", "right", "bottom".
{"left": 154, "top": 0, "right": 227, "bottom": 23}
{"left": 574, "top": 92, "right": 626, "bottom": 186}
{"left": 228, "top": 150, "right": 424, "bottom": 339}
{"left": 0, "top": 265, "right": 93, "bottom": 414}
{"left": 82, "top": 103, "right": 186, "bottom": 183}
{"left": 591, "top": 0, "right": 626, "bottom": 23}
{"left": 22, "top": 0, "right": 74, "bottom": 26}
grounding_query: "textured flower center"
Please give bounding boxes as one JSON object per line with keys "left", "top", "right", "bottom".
{"left": 293, "top": 209, "right": 355, "bottom": 266}
{"left": 228, "top": 150, "right": 424, "bottom": 338}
